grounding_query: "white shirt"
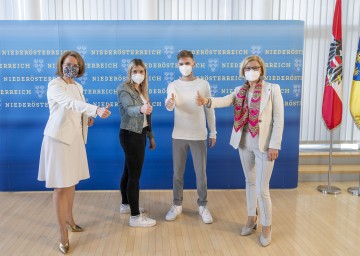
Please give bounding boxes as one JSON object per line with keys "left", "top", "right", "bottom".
{"left": 247, "top": 91, "right": 253, "bottom": 104}
{"left": 166, "top": 78, "right": 216, "bottom": 140}
{"left": 139, "top": 93, "right": 148, "bottom": 128}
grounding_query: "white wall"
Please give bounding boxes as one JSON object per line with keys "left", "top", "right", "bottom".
{"left": 1, "top": 0, "right": 359, "bottom": 144}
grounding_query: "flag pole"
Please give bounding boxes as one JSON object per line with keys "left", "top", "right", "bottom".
{"left": 317, "top": 130, "right": 341, "bottom": 194}
{"left": 347, "top": 143, "right": 360, "bottom": 196}
{"left": 347, "top": 37, "right": 360, "bottom": 196}
{"left": 319, "top": 0, "right": 342, "bottom": 194}
{"left": 347, "top": 173, "right": 360, "bottom": 196}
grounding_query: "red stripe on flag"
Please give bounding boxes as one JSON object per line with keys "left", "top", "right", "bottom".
{"left": 322, "top": 85, "right": 342, "bottom": 130}
{"left": 332, "top": 0, "right": 342, "bottom": 41}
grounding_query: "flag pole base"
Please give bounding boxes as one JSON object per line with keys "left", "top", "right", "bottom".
{"left": 317, "top": 185, "right": 341, "bottom": 194}
{"left": 347, "top": 187, "right": 360, "bottom": 196}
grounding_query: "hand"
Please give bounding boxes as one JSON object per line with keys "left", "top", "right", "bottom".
{"left": 87, "top": 117, "right": 94, "bottom": 127}
{"left": 196, "top": 91, "right": 208, "bottom": 106}
{"left": 96, "top": 104, "right": 111, "bottom": 118}
{"left": 208, "top": 138, "right": 216, "bottom": 148}
{"left": 149, "top": 138, "right": 156, "bottom": 150}
{"left": 140, "top": 102, "right": 153, "bottom": 115}
{"left": 165, "top": 93, "right": 175, "bottom": 108}
{"left": 268, "top": 148, "right": 279, "bottom": 161}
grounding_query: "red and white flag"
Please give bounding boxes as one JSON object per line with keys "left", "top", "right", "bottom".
{"left": 322, "top": 0, "right": 342, "bottom": 130}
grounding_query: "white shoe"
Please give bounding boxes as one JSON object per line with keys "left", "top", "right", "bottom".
{"left": 120, "top": 204, "right": 145, "bottom": 214}
{"left": 260, "top": 228, "right": 272, "bottom": 247}
{"left": 199, "top": 206, "right": 213, "bottom": 224}
{"left": 241, "top": 217, "right": 258, "bottom": 236}
{"left": 165, "top": 205, "right": 182, "bottom": 221}
{"left": 129, "top": 214, "right": 156, "bottom": 227}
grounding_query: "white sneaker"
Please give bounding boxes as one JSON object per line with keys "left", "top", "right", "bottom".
{"left": 129, "top": 214, "right": 156, "bottom": 227}
{"left": 120, "top": 204, "right": 145, "bottom": 214}
{"left": 165, "top": 205, "right": 182, "bottom": 221}
{"left": 199, "top": 206, "right": 213, "bottom": 224}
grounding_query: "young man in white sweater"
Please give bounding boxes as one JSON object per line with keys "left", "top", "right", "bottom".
{"left": 165, "top": 50, "right": 217, "bottom": 224}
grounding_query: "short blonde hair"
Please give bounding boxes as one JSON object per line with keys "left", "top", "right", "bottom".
{"left": 239, "top": 55, "right": 266, "bottom": 78}
{"left": 56, "top": 51, "right": 85, "bottom": 77}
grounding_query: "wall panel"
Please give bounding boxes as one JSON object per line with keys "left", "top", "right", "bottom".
{"left": 1, "top": 0, "right": 360, "bottom": 144}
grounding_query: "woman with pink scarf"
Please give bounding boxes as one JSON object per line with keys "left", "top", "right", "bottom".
{"left": 196, "top": 55, "right": 284, "bottom": 247}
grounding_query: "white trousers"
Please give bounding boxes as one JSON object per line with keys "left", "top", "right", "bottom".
{"left": 238, "top": 132, "right": 274, "bottom": 226}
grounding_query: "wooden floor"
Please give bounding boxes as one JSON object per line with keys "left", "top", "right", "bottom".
{"left": 1, "top": 182, "right": 359, "bottom": 256}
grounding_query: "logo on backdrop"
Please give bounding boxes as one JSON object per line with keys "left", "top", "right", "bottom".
{"left": 33, "top": 59, "right": 44, "bottom": 73}
{"left": 77, "top": 46, "right": 87, "bottom": 57}
{"left": 0, "top": 99, "right": 2, "bottom": 111}
{"left": 211, "top": 84, "right": 218, "bottom": 97}
{"left": 294, "top": 58, "right": 302, "bottom": 72}
{"left": 293, "top": 84, "right": 301, "bottom": 98}
{"left": 208, "top": 59, "right": 219, "bottom": 72}
{"left": 34, "top": 85, "right": 46, "bottom": 98}
{"left": 251, "top": 45, "right": 262, "bottom": 55}
{"left": 121, "top": 59, "right": 131, "bottom": 72}
{"left": 164, "top": 45, "right": 175, "bottom": 59}
{"left": 164, "top": 72, "right": 175, "bottom": 84}
{"left": 78, "top": 73, "right": 88, "bottom": 85}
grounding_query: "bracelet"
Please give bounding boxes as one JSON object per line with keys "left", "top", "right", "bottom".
{"left": 205, "top": 97, "right": 212, "bottom": 108}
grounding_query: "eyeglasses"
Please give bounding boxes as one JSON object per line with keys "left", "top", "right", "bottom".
{"left": 63, "top": 63, "right": 80, "bottom": 69}
{"left": 244, "top": 66, "right": 261, "bottom": 71}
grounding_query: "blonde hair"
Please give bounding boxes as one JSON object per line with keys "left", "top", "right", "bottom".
{"left": 239, "top": 55, "right": 266, "bottom": 78}
{"left": 125, "top": 59, "right": 149, "bottom": 101}
{"left": 56, "top": 51, "right": 85, "bottom": 77}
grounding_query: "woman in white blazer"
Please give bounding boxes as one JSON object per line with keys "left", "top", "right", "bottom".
{"left": 38, "top": 51, "right": 111, "bottom": 254}
{"left": 197, "top": 55, "right": 284, "bottom": 247}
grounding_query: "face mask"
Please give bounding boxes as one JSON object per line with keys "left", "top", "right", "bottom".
{"left": 63, "top": 65, "right": 79, "bottom": 78}
{"left": 131, "top": 74, "right": 145, "bottom": 84}
{"left": 245, "top": 70, "right": 261, "bottom": 82}
{"left": 179, "top": 65, "right": 193, "bottom": 77}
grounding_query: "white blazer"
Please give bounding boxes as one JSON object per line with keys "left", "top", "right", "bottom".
{"left": 211, "top": 81, "right": 284, "bottom": 152}
{"left": 43, "top": 77, "right": 98, "bottom": 145}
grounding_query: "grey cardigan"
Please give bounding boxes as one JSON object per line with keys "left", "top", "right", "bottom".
{"left": 117, "top": 83, "right": 154, "bottom": 138}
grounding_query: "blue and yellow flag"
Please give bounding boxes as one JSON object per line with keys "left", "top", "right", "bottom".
{"left": 350, "top": 38, "right": 360, "bottom": 127}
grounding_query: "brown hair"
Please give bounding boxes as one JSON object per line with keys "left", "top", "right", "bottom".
{"left": 177, "top": 50, "right": 194, "bottom": 60}
{"left": 239, "top": 55, "right": 266, "bottom": 78}
{"left": 56, "top": 51, "right": 85, "bottom": 77}
{"left": 125, "top": 59, "right": 149, "bottom": 101}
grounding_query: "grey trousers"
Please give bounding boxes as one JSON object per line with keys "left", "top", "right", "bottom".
{"left": 172, "top": 139, "right": 208, "bottom": 206}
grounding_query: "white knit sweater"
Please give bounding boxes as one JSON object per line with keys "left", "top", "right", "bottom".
{"left": 166, "top": 78, "right": 216, "bottom": 140}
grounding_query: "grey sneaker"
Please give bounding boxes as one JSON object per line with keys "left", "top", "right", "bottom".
{"left": 129, "top": 214, "right": 156, "bottom": 227}
{"left": 165, "top": 205, "right": 183, "bottom": 221}
{"left": 120, "top": 204, "right": 145, "bottom": 214}
{"left": 199, "top": 206, "right": 213, "bottom": 224}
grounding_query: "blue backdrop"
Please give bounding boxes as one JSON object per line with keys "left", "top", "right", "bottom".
{"left": 0, "top": 21, "right": 304, "bottom": 191}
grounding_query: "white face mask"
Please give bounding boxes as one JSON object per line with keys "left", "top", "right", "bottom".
{"left": 179, "top": 65, "right": 193, "bottom": 77}
{"left": 131, "top": 74, "right": 144, "bottom": 84}
{"left": 245, "top": 70, "right": 261, "bottom": 82}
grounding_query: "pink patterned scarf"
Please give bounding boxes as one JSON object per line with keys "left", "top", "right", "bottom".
{"left": 233, "top": 82, "right": 262, "bottom": 138}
